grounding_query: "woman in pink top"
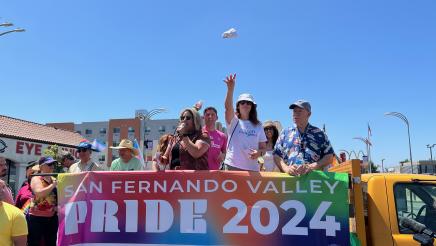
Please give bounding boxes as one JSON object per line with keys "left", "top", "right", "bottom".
{"left": 15, "top": 161, "right": 39, "bottom": 213}
{"left": 28, "top": 157, "right": 58, "bottom": 246}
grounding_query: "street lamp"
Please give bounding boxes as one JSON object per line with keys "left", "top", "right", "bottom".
{"left": 0, "top": 28, "right": 25, "bottom": 37}
{"left": 353, "top": 136, "right": 372, "bottom": 173}
{"left": 137, "top": 108, "right": 167, "bottom": 168}
{"left": 426, "top": 144, "right": 436, "bottom": 162}
{"left": 385, "top": 112, "right": 414, "bottom": 174}
{"left": 381, "top": 158, "right": 385, "bottom": 173}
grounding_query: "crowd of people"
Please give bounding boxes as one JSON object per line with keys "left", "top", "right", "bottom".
{"left": 0, "top": 73, "right": 335, "bottom": 245}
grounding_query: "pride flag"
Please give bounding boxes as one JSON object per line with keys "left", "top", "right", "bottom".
{"left": 133, "top": 138, "right": 145, "bottom": 168}
{"left": 91, "top": 139, "right": 106, "bottom": 152}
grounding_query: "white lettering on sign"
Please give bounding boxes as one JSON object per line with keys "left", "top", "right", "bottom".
{"left": 179, "top": 200, "right": 207, "bottom": 234}
{"left": 90, "top": 200, "right": 120, "bottom": 232}
{"left": 66, "top": 180, "right": 340, "bottom": 196}
{"left": 144, "top": 200, "right": 173, "bottom": 233}
{"left": 63, "top": 199, "right": 342, "bottom": 237}
{"left": 65, "top": 201, "right": 87, "bottom": 235}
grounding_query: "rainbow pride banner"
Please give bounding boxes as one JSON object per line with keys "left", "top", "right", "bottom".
{"left": 57, "top": 171, "right": 349, "bottom": 246}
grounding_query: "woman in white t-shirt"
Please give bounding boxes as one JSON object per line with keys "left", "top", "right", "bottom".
{"left": 223, "top": 74, "right": 267, "bottom": 171}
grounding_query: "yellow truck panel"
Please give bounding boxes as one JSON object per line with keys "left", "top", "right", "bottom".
{"left": 330, "top": 161, "right": 436, "bottom": 246}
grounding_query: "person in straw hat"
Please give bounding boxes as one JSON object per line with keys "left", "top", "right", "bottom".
{"left": 110, "top": 139, "right": 143, "bottom": 171}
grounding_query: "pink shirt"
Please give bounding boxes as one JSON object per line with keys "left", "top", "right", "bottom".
{"left": 203, "top": 127, "right": 227, "bottom": 170}
{"left": 15, "top": 182, "right": 33, "bottom": 210}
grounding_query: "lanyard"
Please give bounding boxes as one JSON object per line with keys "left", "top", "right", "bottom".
{"left": 297, "top": 123, "right": 309, "bottom": 151}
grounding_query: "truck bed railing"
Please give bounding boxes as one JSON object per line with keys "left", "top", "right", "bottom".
{"left": 329, "top": 159, "right": 368, "bottom": 246}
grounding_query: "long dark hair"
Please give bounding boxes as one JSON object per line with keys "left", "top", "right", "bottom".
{"left": 236, "top": 102, "right": 260, "bottom": 125}
{"left": 268, "top": 126, "right": 279, "bottom": 146}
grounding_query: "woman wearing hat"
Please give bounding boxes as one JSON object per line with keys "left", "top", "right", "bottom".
{"left": 110, "top": 139, "right": 143, "bottom": 171}
{"left": 223, "top": 74, "right": 267, "bottom": 171}
{"left": 259, "top": 121, "right": 281, "bottom": 172}
{"left": 28, "top": 156, "right": 58, "bottom": 246}
{"left": 161, "top": 108, "right": 210, "bottom": 170}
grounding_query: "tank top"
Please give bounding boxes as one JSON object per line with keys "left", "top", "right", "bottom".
{"left": 29, "top": 176, "right": 57, "bottom": 217}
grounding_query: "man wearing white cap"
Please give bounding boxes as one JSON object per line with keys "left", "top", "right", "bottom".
{"left": 222, "top": 74, "right": 267, "bottom": 171}
{"left": 274, "top": 99, "right": 334, "bottom": 176}
{"left": 110, "top": 139, "right": 143, "bottom": 171}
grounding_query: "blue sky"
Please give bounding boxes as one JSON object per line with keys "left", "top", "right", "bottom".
{"left": 1, "top": 0, "right": 435, "bottom": 168}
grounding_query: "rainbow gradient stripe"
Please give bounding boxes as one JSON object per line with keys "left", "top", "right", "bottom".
{"left": 57, "top": 171, "right": 349, "bottom": 246}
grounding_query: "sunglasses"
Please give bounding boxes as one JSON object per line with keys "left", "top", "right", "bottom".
{"left": 264, "top": 127, "right": 274, "bottom": 132}
{"left": 43, "top": 162, "right": 55, "bottom": 167}
{"left": 77, "top": 148, "right": 89, "bottom": 153}
{"left": 180, "top": 116, "right": 192, "bottom": 121}
{"left": 239, "top": 100, "right": 253, "bottom": 105}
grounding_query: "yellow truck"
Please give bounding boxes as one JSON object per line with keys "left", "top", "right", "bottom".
{"left": 330, "top": 160, "right": 436, "bottom": 246}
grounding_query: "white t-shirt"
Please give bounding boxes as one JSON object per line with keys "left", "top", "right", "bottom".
{"left": 263, "top": 150, "right": 280, "bottom": 172}
{"left": 224, "top": 116, "right": 267, "bottom": 171}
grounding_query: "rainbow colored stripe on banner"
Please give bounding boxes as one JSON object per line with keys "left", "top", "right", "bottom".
{"left": 57, "top": 171, "right": 349, "bottom": 246}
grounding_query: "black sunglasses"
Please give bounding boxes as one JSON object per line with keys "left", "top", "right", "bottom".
{"left": 180, "top": 116, "right": 192, "bottom": 121}
{"left": 239, "top": 100, "right": 253, "bottom": 105}
{"left": 44, "top": 162, "right": 55, "bottom": 167}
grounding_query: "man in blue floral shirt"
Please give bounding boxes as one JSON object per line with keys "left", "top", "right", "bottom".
{"left": 273, "top": 99, "right": 334, "bottom": 176}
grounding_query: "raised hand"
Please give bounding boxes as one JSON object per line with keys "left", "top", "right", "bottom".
{"left": 223, "top": 74, "right": 236, "bottom": 89}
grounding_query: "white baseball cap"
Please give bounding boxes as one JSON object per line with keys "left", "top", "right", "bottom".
{"left": 236, "top": 93, "right": 256, "bottom": 105}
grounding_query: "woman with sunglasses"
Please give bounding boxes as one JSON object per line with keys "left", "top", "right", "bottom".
{"left": 27, "top": 156, "right": 58, "bottom": 246}
{"left": 161, "top": 108, "right": 210, "bottom": 170}
{"left": 223, "top": 74, "right": 267, "bottom": 171}
{"left": 260, "top": 121, "right": 282, "bottom": 172}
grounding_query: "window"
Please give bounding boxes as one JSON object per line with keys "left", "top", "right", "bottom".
{"left": 158, "top": 126, "right": 166, "bottom": 132}
{"left": 144, "top": 127, "right": 151, "bottom": 135}
{"left": 99, "top": 128, "right": 107, "bottom": 134}
{"left": 128, "top": 127, "right": 135, "bottom": 133}
{"left": 112, "top": 141, "right": 120, "bottom": 147}
{"left": 113, "top": 127, "right": 120, "bottom": 134}
{"left": 394, "top": 183, "right": 436, "bottom": 233}
{"left": 99, "top": 155, "right": 106, "bottom": 162}
{"left": 85, "top": 129, "right": 92, "bottom": 135}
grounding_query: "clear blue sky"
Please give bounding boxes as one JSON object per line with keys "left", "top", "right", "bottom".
{"left": 1, "top": 0, "right": 436, "bottom": 168}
